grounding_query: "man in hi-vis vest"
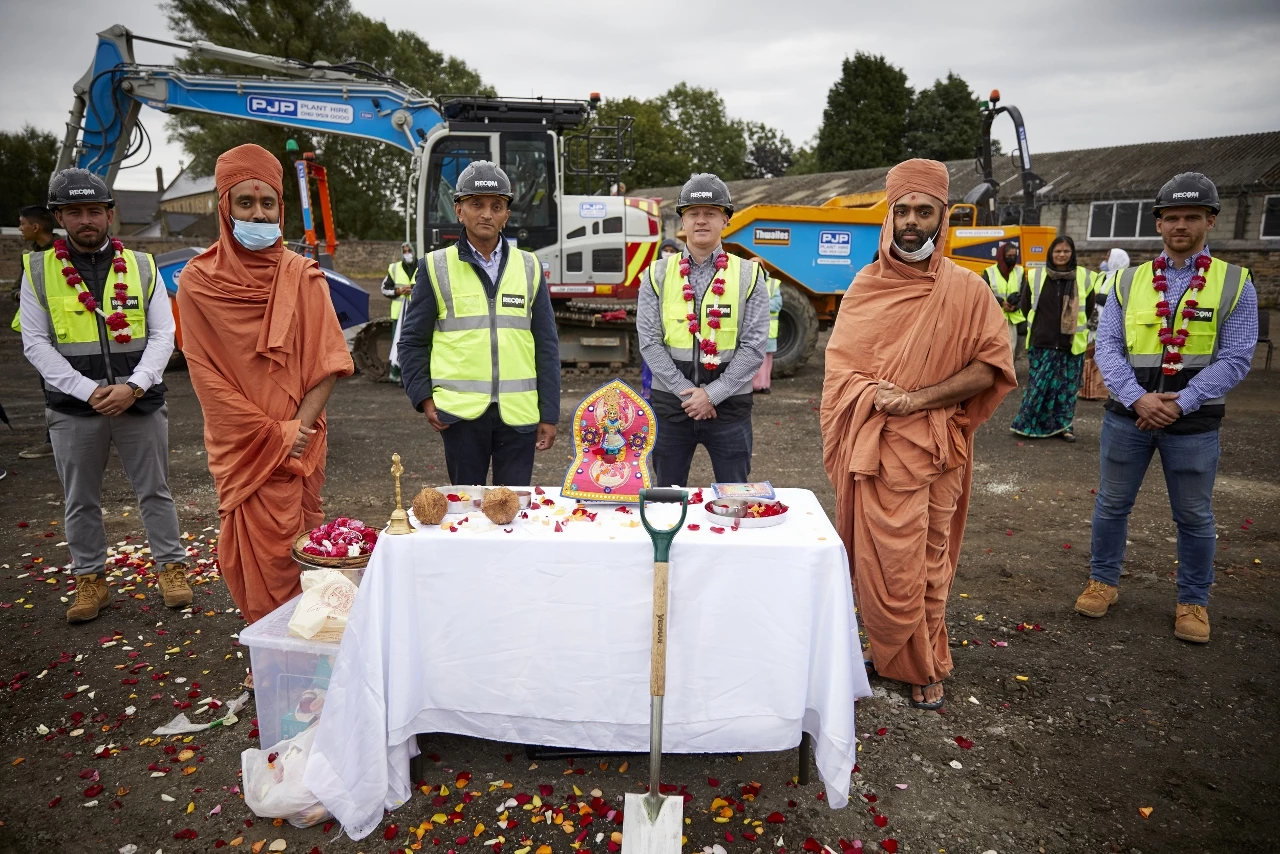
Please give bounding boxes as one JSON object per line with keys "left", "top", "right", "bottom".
{"left": 19, "top": 169, "right": 192, "bottom": 623}
{"left": 1076, "top": 172, "right": 1258, "bottom": 644}
{"left": 982, "top": 241, "right": 1025, "bottom": 358}
{"left": 398, "top": 161, "right": 560, "bottom": 486}
{"left": 636, "top": 173, "right": 769, "bottom": 486}
{"left": 380, "top": 242, "right": 417, "bottom": 382}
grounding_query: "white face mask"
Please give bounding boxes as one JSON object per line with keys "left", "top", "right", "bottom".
{"left": 231, "top": 219, "right": 281, "bottom": 251}
{"left": 891, "top": 228, "right": 940, "bottom": 263}
{"left": 402, "top": 252, "right": 415, "bottom": 263}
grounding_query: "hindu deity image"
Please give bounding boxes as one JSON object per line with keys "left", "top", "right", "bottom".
{"left": 562, "top": 379, "right": 657, "bottom": 502}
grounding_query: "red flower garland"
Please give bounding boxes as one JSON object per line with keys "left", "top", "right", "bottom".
{"left": 1153, "top": 254, "right": 1211, "bottom": 375}
{"left": 680, "top": 252, "right": 729, "bottom": 371}
{"left": 54, "top": 238, "right": 133, "bottom": 344}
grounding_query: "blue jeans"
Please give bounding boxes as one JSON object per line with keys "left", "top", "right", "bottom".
{"left": 1090, "top": 410, "right": 1220, "bottom": 605}
{"left": 651, "top": 415, "right": 753, "bottom": 487}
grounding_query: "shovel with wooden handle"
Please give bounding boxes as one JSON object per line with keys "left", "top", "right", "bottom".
{"left": 623, "top": 488, "right": 689, "bottom": 854}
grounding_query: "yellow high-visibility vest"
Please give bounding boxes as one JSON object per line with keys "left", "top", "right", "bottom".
{"left": 387, "top": 260, "right": 414, "bottom": 320}
{"left": 1025, "top": 266, "right": 1094, "bottom": 356}
{"left": 654, "top": 252, "right": 759, "bottom": 362}
{"left": 984, "top": 263, "right": 1026, "bottom": 324}
{"left": 1113, "top": 257, "right": 1248, "bottom": 405}
{"left": 766, "top": 276, "right": 781, "bottom": 340}
{"left": 424, "top": 244, "right": 540, "bottom": 425}
{"left": 23, "top": 247, "right": 154, "bottom": 357}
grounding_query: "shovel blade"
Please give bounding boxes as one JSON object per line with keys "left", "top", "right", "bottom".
{"left": 622, "top": 791, "right": 683, "bottom": 854}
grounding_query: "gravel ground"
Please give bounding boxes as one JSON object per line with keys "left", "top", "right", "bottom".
{"left": 0, "top": 308, "right": 1277, "bottom": 854}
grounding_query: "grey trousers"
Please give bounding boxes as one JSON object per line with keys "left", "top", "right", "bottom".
{"left": 46, "top": 405, "right": 187, "bottom": 576}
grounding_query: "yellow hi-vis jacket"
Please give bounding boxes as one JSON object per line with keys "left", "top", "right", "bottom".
{"left": 423, "top": 244, "right": 540, "bottom": 425}
{"left": 984, "top": 263, "right": 1025, "bottom": 324}
{"left": 1025, "top": 266, "right": 1095, "bottom": 356}
{"left": 386, "top": 260, "right": 414, "bottom": 320}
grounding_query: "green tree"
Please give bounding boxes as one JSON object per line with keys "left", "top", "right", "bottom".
{"left": 582, "top": 84, "right": 757, "bottom": 191}
{"left": 0, "top": 126, "right": 58, "bottom": 226}
{"left": 814, "top": 53, "right": 912, "bottom": 172}
{"left": 575, "top": 96, "right": 688, "bottom": 192}
{"left": 657, "top": 83, "right": 748, "bottom": 181}
{"left": 905, "top": 72, "right": 983, "bottom": 162}
{"left": 743, "top": 122, "right": 794, "bottom": 179}
{"left": 163, "top": 0, "right": 491, "bottom": 239}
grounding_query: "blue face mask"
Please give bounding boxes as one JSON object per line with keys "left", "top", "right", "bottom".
{"left": 231, "top": 219, "right": 281, "bottom": 251}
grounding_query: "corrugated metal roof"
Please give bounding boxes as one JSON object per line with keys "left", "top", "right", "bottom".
{"left": 634, "top": 131, "right": 1280, "bottom": 209}
{"left": 113, "top": 189, "right": 160, "bottom": 226}
{"left": 160, "top": 167, "right": 217, "bottom": 202}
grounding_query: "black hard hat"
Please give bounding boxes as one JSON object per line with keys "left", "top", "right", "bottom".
{"left": 676, "top": 173, "right": 733, "bottom": 216}
{"left": 48, "top": 168, "right": 114, "bottom": 209}
{"left": 453, "top": 160, "right": 513, "bottom": 202}
{"left": 1152, "top": 172, "right": 1220, "bottom": 216}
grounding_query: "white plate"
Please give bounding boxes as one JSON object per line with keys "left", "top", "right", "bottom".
{"left": 703, "top": 499, "right": 789, "bottom": 529}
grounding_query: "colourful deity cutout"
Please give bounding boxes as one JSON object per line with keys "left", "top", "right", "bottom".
{"left": 561, "top": 379, "right": 656, "bottom": 503}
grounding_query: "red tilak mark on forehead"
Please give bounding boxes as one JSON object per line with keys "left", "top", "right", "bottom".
{"left": 252, "top": 183, "right": 261, "bottom": 192}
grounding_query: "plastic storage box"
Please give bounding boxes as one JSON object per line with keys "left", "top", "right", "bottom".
{"left": 238, "top": 595, "right": 341, "bottom": 749}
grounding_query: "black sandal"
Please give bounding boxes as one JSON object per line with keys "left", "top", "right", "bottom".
{"left": 908, "top": 683, "right": 944, "bottom": 711}
{"left": 1060, "top": 431, "right": 1077, "bottom": 443}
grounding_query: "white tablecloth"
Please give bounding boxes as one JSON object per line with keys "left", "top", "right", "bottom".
{"left": 304, "top": 488, "right": 871, "bottom": 840}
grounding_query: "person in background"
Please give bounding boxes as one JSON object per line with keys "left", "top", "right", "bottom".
{"left": 751, "top": 256, "right": 782, "bottom": 394}
{"left": 177, "top": 144, "right": 354, "bottom": 627}
{"left": 1079, "top": 248, "right": 1130, "bottom": 400}
{"left": 982, "top": 241, "right": 1025, "bottom": 359}
{"left": 1077, "top": 172, "right": 1257, "bottom": 644}
{"left": 12, "top": 205, "right": 59, "bottom": 460}
{"left": 381, "top": 242, "right": 416, "bottom": 383}
{"left": 19, "top": 169, "right": 192, "bottom": 623}
{"left": 1009, "top": 236, "right": 1096, "bottom": 442}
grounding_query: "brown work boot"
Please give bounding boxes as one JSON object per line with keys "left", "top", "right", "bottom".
{"left": 1074, "top": 579, "right": 1119, "bottom": 618}
{"left": 66, "top": 574, "right": 110, "bottom": 623}
{"left": 157, "top": 563, "right": 193, "bottom": 609}
{"left": 1174, "top": 604, "right": 1210, "bottom": 643}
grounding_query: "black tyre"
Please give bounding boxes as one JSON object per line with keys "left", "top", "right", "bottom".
{"left": 351, "top": 317, "right": 397, "bottom": 382}
{"left": 770, "top": 283, "right": 819, "bottom": 378}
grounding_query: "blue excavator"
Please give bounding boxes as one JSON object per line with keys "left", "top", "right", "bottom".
{"left": 60, "top": 24, "right": 650, "bottom": 378}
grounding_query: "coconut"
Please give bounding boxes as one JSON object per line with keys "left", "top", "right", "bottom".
{"left": 411, "top": 487, "right": 449, "bottom": 526}
{"left": 481, "top": 486, "right": 522, "bottom": 525}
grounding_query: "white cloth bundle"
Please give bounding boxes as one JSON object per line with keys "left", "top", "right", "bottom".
{"left": 288, "top": 570, "right": 359, "bottom": 642}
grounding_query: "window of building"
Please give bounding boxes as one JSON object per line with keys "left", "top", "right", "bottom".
{"left": 1088, "top": 201, "right": 1160, "bottom": 240}
{"left": 1261, "top": 195, "right": 1280, "bottom": 239}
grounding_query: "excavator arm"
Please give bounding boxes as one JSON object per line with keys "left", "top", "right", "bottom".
{"left": 962, "top": 89, "right": 1047, "bottom": 226}
{"left": 57, "top": 24, "right": 443, "bottom": 185}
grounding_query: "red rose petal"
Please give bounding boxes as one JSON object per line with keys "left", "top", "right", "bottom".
{"left": 803, "top": 838, "right": 822, "bottom": 852}
{"left": 538, "top": 784, "right": 554, "bottom": 797}
{"left": 48, "top": 796, "right": 61, "bottom": 808}
{"left": 954, "top": 736, "right": 974, "bottom": 750}
{"left": 766, "top": 811, "right": 786, "bottom": 824}
{"left": 710, "top": 526, "right": 725, "bottom": 534}
{"left": 880, "top": 841, "right": 898, "bottom": 854}
{"left": 874, "top": 815, "right": 888, "bottom": 828}
{"left": 707, "top": 777, "right": 719, "bottom": 787}
{"left": 384, "top": 823, "right": 399, "bottom": 840}
{"left": 876, "top": 727, "right": 887, "bottom": 736}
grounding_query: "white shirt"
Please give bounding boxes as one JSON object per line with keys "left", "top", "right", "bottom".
{"left": 19, "top": 242, "right": 176, "bottom": 402}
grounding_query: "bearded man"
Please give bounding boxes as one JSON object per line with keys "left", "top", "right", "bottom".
{"left": 177, "top": 144, "right": 354, "bottom": 625}
{"left": 820, "top": 159, "right": 1016, "bottom": 710}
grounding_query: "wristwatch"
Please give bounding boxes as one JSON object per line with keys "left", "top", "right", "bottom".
{"left": 126, "top": 382, "right": 145, "bottom": 399}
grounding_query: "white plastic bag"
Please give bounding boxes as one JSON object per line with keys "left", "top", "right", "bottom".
{"left": 242, "top": 725, "right": 332, "bottom": 828}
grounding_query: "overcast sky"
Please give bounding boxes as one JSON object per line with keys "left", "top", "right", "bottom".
{"left": 3, "top": 0, "right": 1278, "bottom": 190}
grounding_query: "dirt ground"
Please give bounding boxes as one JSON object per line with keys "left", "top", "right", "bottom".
{"left": 0, "top": 292, "right": 1277, "bottom": 854}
